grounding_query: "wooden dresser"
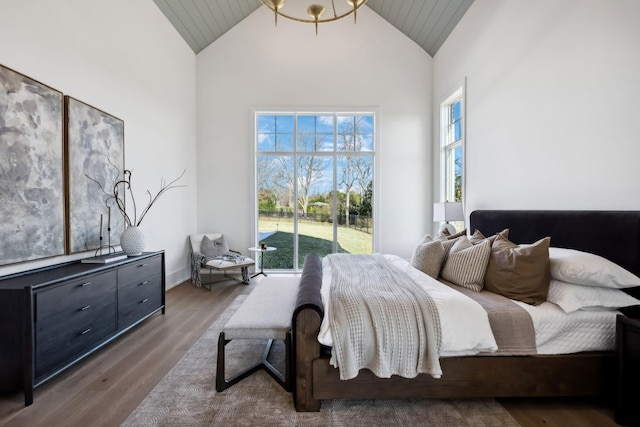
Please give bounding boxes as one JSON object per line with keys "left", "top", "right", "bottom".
{"left": 0, "top": 251, "right": 165, "bottom": 405}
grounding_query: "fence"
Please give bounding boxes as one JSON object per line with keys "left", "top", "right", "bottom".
{"left": 258, "top": 210, "right": 371, "bottom": 234}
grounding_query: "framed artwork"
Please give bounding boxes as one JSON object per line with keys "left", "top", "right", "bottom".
{"left": 0, "top": 64, "right": 65, "bottom": 266}
{"left": 65, "top": 96, "right": 125, "bottom": 254}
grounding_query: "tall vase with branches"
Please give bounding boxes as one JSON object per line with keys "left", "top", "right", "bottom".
{"left": 87, "top": 167, "right": 185, "bottom": 255}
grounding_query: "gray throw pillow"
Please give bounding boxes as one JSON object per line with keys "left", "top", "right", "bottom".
{"left": 411, "top": 238, "right": 445, "bottom": 278}
{"left": 201, "top": 235, "right": 229, "bottom": 260}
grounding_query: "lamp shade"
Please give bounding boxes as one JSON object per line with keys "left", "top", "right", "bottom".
{"left": 433, "top": 202, "right": 464, "bottom": 222}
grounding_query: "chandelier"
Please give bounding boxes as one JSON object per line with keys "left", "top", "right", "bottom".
{"left": 260, "top": 0, "right": 368, "bottom": 35}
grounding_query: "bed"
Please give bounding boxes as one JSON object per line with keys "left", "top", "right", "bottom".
{"left": 292, "top": 210, "right": 640, "bottom": 412}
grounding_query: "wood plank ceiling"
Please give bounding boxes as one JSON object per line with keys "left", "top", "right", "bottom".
{"left": 152, "top": 0, "right": 474, "bottom": 57}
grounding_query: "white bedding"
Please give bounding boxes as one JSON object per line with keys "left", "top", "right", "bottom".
{"left": 318, "top": 254, "right": 619, "bottom": 355}
{"left": 318, "top": 254, "right": 499, "bottom": 356}
{"left": 513, "top": 300, "right": 618, "bottom": 354}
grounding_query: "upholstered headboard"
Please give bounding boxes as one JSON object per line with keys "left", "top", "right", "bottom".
{"left": 469, "top": 210, "right": 640, "bottom": 279}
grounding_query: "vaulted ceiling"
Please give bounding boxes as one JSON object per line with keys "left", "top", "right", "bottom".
{"left": 153, "top": 0, "right": 474, "bottom": 57}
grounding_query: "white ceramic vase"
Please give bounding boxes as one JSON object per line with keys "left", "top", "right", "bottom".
{"left": 120, "top": 226, "right": 146, "bottom": 256}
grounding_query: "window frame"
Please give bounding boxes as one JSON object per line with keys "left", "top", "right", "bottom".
{"left": 439, "top": 82, "right": 466, "bottom": 205}
{"left": 252, "top": 108, "right": 378, "bottom": 272}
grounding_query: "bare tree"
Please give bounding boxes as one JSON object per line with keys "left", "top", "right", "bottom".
{"left": 275, "top": 156, "right": 294, "bottom": 208}
{"left": 338, "top": 116, "right": 371, "bottom": 226}
{"left": 297, "top": 155, "right": 327, "bottom": 218}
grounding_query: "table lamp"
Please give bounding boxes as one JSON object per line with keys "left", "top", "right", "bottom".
{"left": 433, "top": 202, "right": 464, "bottom": 235}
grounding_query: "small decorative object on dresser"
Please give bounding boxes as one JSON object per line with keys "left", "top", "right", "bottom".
{"left": 120, "top": 226, "right": 146, "bottom": 256}
{"left": 87, "top": 168, "right": 185, "bottom": 256}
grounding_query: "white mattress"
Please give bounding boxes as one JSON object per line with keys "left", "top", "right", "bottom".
{"left": 318, "top": 254, "right": 618, "bottom": 355}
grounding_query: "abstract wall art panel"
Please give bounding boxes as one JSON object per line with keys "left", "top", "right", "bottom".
{"left": 0, "top": 64, "right": 65, "bottom": 266}
{"left": 65, "top": 96, "right": 124, "bottom": 254}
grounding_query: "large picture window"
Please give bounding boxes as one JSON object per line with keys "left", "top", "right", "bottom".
{"left": 255, "top": 111, "right": 375, "bottom": 271}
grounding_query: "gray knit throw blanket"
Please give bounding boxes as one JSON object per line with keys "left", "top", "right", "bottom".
{"left": 191, "top": 252, "right": 205, "bottom": 287}
{"left": 327, "top": 253, "right": 442, "bottom": 380}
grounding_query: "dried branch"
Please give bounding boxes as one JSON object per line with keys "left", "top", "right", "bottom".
{"left": 135, "top": 169, "right": 186, "bottom": 226}
{"left": 86, "top": 167, "right": 186, "bottom": 228}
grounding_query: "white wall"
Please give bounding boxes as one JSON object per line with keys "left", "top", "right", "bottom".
{"left": 0, "top": 0, "right": 197, "bottom": 287}
{"left": 197, "top": 6, "right": 433, "bottom": 259}
{"left": 434, "top": 0, "right": 640, "bottom": 220}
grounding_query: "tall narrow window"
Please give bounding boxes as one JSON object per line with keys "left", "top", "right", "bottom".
{"left": 256, "top": 112, "right": 375, "bottom": 272}
{"left": 440, "top": 85, "right": 465, "bottom": 204}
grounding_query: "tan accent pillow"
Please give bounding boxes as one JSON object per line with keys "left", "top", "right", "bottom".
{"left": 469, "top": 228, "right": 509, "bottom": 245}
{"left": 484, "top": 234, "right": 551, "bottom": 305}
{"left": 411, "top": 239, "right": 445, "bottom": 278}
{"left": 440, "top": 237, "right": 491, "bottom": 292}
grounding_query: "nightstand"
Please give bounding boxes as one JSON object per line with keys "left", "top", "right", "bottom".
{"left": 616, "top": 314, "right": 640, "bottom": 426}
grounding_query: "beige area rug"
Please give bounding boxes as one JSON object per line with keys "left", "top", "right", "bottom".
{"left": 122, "top": 295, "right": 521, "bottom": 427}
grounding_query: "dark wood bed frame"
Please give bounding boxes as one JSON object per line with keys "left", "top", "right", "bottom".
{"left": 292, "top": 210, "right": 640, "bottom": 412}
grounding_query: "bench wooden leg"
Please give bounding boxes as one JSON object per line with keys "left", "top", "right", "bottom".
{"left": 261, "top": 337, "right": 292, "bottom": 392}
{"left": 216, "top": 331, "right": 291, "bottom": 392}
{"left": 216, "top": 332, "right": 263, "bottom": 392}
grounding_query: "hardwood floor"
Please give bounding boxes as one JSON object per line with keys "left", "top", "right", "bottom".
{"left": 0, "top": 279, "right": 623, "bottom": 427}
{"left": 498, "top": 396, "right": 620, "bottom": 427}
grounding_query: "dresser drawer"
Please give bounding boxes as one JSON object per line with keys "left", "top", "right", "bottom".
{"left": 118, "top": 255, "right": 162, "bottom": 287}
{"left": 118, "top": 275, "right": 162, "bottom": 328}
{"left": 35, "top": 303, "right": 116, "bottom": 378}
{"left": 35, "top": 271, "right": 117, "bottom": 322}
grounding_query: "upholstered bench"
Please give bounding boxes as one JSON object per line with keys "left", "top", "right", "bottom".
{"left": 216, "top": 275, "right": 299, "bottom": 392}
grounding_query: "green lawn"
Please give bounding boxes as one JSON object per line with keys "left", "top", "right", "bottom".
{"left": 258, "top": 218, "right": 372, "bottom": 269}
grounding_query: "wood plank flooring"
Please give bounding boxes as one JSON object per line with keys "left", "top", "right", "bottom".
{"left": 0, "top": 278, "right": 622, "bottom": 427}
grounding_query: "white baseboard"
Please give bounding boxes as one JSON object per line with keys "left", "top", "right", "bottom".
{"left": 166, "top": 266, "right": 190, "bottom": 290}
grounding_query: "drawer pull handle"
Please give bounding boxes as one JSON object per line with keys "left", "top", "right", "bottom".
{"left": 140, "top": 280, "right": 149, "bottom": 285}
{"left": 140, "top": 298, "right": 149, "bottom": 304}
{"left": 80, "top": 328, "right": 92, "bottom": 335}
{"left": 80, "top": 282, "right": 92, "bottom": 287}
{"left": 138, "top": 263, "right": 149, "bottom": 268}
{"left": 80, "top": 305, "right": 92, "bottom": 311}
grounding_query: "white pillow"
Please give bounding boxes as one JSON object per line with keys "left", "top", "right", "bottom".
{"left": 548, "top": 247, "right": 640, "bottom": 289}
{"left": 547, "top": 279, "right": 640, "bottom": 313}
